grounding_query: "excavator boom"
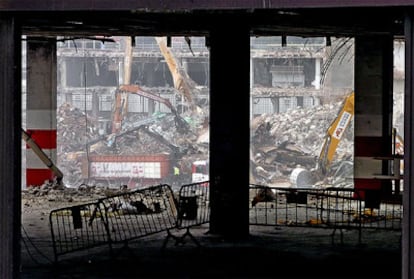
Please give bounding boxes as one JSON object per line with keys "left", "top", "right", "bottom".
{"left": 119, "top": 84, "right": 174, "bottom": 111}
{"left": 318, "top": 91, "right": 355, "bottom": 175}
{"left": 115, "top": 84, "right": 190, "bottom": 133}
{"left": 155, "top": 37, "right": 196, "bottom": 112}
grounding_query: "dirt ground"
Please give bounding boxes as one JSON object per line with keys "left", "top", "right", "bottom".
{"left": 20, "top": 189, "right": 402, "bottom": 279}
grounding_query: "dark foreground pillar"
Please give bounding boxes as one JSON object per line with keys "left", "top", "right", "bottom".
{"left": 0, "top": 17, "right": 21, "bottom": 279}
{"left": 354, "top": 35, "right": 394, "bottom": 200}
{"left": 403, "top": 13, "right": 414, "bottom": 279}
{"left": 208, "top": 19, "right": 250, "bottom": 238}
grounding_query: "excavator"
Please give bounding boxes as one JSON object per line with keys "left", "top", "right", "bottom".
{"left": 317, "top": 91, "right": 355, "bottom": 177}
{"left": 111, "top": 84, "right": 190, "bottom": 135}
{"left": 114, "top": 36, "right": 199, "bottom": 135}
{"left": 294, "top": 90, "right": 403, "bottom": 187}
{"left": 81, "top": 36, "right": 203, "bottom": 187}
{"left": 254, "top": 92, "right": 355, "bottom": 205}
{"left": 289, "top": 91, "right": 355, "bottom": 188}
{"left": 81, "top": 83, "right": 191, "bottom": 187}
{"left": 85, "top": 82, "right": 191, "bottom": 153}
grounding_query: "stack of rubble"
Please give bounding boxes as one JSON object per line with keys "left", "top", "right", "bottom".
{"left": 56, "top": 103, "right": 99, "bottom": 187}
{"left": 250, "top": 100, "right": 354, "bottom": 186}
{"left": 56, "top": 102, "right": 209, "bottom": 188}
{"left": 55, "top": 96, "right": 353, "bottom": 190}
{"left": 57, "top": 103, "right": 99, "bottom": 153}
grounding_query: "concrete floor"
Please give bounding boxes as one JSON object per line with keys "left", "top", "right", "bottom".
{"left": 20, "top": 225, "right": 401, "bottom": 279}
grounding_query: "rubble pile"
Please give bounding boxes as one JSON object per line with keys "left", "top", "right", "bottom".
{"left": 57, "top": 103, "right": 100, "bottom": 153}
{"left": 56, "top": 101, "right": 209, "bottom": 188}
{"left": 57, "top": 103, "right": 100, "bottom": 187}
{"left": 22, "top": 179, "right": 126, "bottom": 203}
{"left": 24, "top": 95, "right": 354, "bottom": 204}
{"left": 21, "top": 179, "right": 131, "bottom": 215}
{"left": 250, "top": 99, "right": 354, "bottom": 186}
{"left": 56, "top": 97, "right": 353, "bottom": 189}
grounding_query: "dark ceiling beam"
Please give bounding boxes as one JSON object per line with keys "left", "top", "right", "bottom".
{"left": 0, "top": 6, "right": 408, "bottom": 38}
{"left": 2, "top": 0, "right": 414, "bottom": 11}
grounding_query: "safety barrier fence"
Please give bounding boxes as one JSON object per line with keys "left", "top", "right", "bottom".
{"left": 249, "top": 184, "right": 403, "bottom": 243}
{"left": 50, "top": 182, "right": 401, "bottom": 262}
{"left": 49, "top": 182, "right": 210, "bottom": 262}
{"left": 163, "top": 181, "right": 210, "bottom": 247}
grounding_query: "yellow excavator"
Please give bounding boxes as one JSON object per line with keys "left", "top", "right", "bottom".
{"left": 290, "top": 92, "right": 354, "bottom": 188}
{"left": 292, "top": 90, "right": 404, "bottom": 188}
{"left": 318, "top": 91, "right": 355, "bottom": 176}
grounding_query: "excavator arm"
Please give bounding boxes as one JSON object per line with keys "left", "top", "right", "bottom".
{"left": 111, "top": 90, "right": 128, "bottom": 133}
{"left": 318, "top": 91, "right": 355, "bottom": 175}
{"left": 116, "top": 84, "right": 190, "bottom": 134}
{"left": 119, "top": 84, "right": 174, "bottom": 110}
{"left": 155, "top": 37, "right": 197, "bottom": 113}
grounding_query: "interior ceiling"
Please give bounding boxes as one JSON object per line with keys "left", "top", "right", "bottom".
{"left": 15, "top": 7, "right": 407, "bottom": 39}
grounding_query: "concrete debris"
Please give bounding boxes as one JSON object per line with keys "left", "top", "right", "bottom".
{"left": 55, "top": 100, "right": 209, "bottom": 190}
{"left": 57, "top": 103, "right": 100, "bottom": 153}
{"left": 251, "top": 99, "right": 354, "bottom": 187}
{"left": 26, "top": 94, "right": 352, "bottom": 203}
{"left": 22, "top": 179, "right": 129, "bottom": 206}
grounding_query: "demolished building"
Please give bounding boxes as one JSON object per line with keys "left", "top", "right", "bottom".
{"left": 21, "top": 35, "right": 358, "bottom": 189}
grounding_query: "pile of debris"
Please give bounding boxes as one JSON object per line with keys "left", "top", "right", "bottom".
{"left": 22, "top": 179, "right": 127, "bottom": 203}
{"left": 57, "top": 103, "right": 100, "bottom": 153}
{"left": 250, "top": 99, "right": 354, "bottom": 187}
{"left": 56, "top": 101, "right": 209, "bottom": 188}
{"left": 55, "top": 93, "right": 353, "bottom": 190}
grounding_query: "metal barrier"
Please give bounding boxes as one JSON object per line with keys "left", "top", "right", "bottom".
{"left": 249, "top": 184, "right": 402, "bottom": 243}
{"left": 51, "top": 182, "right": 402, "bottom": 260}
{"left": 98, "top": 184, "right": 178, "bottom": 245}
{"left": 50, "top": 182, "right": 210, "bottom": 262}
{"left": 49, "top": 200, "right": 109, "bottom": 262}
{"left": 163, "top": 181, "right": 210, "bottom": 247}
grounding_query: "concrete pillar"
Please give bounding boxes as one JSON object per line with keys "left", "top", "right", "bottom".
{"left": 314, "top": 58, "right": 321, "bottom": 89}
{"left": 26, "top": 37, "right": 58, "bottom": 186}
{"left": 91, "top": 89, "right": 99, "bottom": 118}
{"left": 354, "top": 36, "right": 394, "bottom": 203}
{"left": 183, "top": 59, "right": 189, "bottom": 73}
{"left": 118, "top": 60, "right": 123, "bottom": 85}
{"left": 403, "top": 14, "right": 414, "bottom": 279}
{"left": 271, "top": 97, "right": 280, "bottom": 114}
{"left": 0, "top": 17, "right": 21, "bottom": 279}
{"left": 209, "top": 20, "right": 250, "bottom": 238}
{"left": 123, "top": 36, "right": 133, "bottom": 85}
{"left": 59, "top": 59, "right": 67, "bottom": 88}
{"left": 59, "top": 59, "right": 72, "bottom": 103}
{"left": 250, "top": 56, "right": 253, "bottom": 121}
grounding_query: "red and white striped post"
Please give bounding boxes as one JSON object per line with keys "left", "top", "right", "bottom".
{"left": 26, "top": 37, "right": 57, "bottom": 187}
